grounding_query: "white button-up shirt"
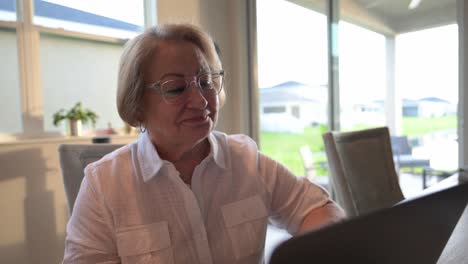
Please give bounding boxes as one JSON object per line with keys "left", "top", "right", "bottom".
{"left": 63, "top": 131, "right": 330, "bottom": 264}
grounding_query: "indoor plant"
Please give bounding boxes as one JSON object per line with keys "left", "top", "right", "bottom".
{"left": 53, "top": 102, "right": 99, "bottom": 136}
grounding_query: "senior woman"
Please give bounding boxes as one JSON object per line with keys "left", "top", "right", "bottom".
{"left": 63, "top": 23, "right": 345, "bottom": 264}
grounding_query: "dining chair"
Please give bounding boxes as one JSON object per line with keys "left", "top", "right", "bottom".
{"left": 58, "top": 144, "right": 124, "bottom": 214}
{"left": 322, "top": 127, "right": 404, "bottom": 217}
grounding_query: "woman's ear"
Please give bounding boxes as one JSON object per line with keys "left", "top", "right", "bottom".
{"left": 135, "top": 103, "right": 146, "bottom": 125}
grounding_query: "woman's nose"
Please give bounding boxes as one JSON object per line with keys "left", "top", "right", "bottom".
{"left": 186, "top": 81, "right": 208, "bottom": 108}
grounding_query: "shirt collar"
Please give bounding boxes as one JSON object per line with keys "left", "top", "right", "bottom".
{"left": 137, "top": 131, "right": 228, "bottom": 182}
{"left": 137, "top": 132, "right": 164, "bottom": 182}
{"left": 208, "top": 131, "right": 228, "bottom": 170}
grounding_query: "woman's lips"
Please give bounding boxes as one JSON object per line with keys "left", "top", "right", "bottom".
{"left": 182, "top": 115, "right": 210, "bottom": 126}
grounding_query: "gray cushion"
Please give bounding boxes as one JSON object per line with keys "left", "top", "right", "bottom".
{"left": 58, "top": 144, "right": 124, "bottom": 214}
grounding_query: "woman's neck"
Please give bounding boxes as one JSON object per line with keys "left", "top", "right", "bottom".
{"left": 155, "top": 138, "right": 209, "bottom": 162}
{"left": 153, "top": 138, "right": 211, "bottom": 185}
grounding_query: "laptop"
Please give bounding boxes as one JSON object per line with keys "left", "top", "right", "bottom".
{"left": 269, "top": 182, "right": 468, "bottom": 264}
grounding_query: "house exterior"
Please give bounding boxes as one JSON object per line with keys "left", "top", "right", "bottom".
{"left": 340, "top": 99, "right": 386, "bottom": 129}
{"left": 260, "top": 81, "right": 327, "bottom": 133}
{"left": 403, "top": 97, "right": 456, "bottom": 118}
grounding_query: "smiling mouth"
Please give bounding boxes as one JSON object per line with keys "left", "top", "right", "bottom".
{"left": 182, "top": 114, "right": 211, "bottom": 125}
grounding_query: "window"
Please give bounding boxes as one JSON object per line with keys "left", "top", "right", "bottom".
{"left": 339, "top": 22, "right": 386, "bottom": 130}
{"left": 338, "top": 0, "right": 458, "bottom": 174}
{"left": 257, "top": 0, "right": 328, "bottom": 176}
{"left": 0, "top": 0, "right": 153, "bottom": 141}
{"left": 33, "top": 0, "right": 144, "bottom": 38}
{"left": 40, "top": 34, "right": 124, "bottom": 132}
{"left": 255, "top": 0, "right": 459, "bottom": 188}
{"left": 396, "top": 25, "right": 458, "bottom": 171}
{"left": 291, "top": 105, "right": 300, "bottom": 119}
{"left": 263, "top": 106, "right": 286, "bottom": 114}
{"left": 0, "top": 0, "right": 16, "bottom": 21}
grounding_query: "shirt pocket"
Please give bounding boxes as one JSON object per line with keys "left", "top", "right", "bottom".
{"left": 116, "top": 221, "right": 174, "bottom": 264}
{"left": 221, "top": 195, "right": 269, "bottom": 260}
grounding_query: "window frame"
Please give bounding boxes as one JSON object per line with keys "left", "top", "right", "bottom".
{"left": 0, "top": 0, "right": 156, "bottom": 142}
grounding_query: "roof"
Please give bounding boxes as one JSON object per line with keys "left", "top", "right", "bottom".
{"left": 262, "top": 81, "right": 308, "bottom": 90}
{"left": 0, "top": 1, "right": 142, "bottom": 32}
{"left": 260, "top": 81, "right": 324, "bottom": 104}
{"left": 420, "top": 97, "right": 450, "bottom": 103}
{"left": 403, "top": 97, "right": 452, "bottom": 106}
{"left": 261, "top": 92, "right": 318, "bottom": 103}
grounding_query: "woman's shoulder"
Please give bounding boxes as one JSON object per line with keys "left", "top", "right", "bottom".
{"left": 84, "top": 143, "right": 133, "bottom": 176}
{"left": 211, "top": 131, "right": 260, "bottom": 166}
{"left": 212, "top": 130, "right": 258, "bottom": 150}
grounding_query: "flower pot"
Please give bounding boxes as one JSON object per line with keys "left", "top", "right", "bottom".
{"left": 67, "top": 119, "right": 82, "bottom": 136}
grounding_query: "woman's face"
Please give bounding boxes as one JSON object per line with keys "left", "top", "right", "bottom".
{"left": 142, "top": 40, "right": 220, "bottom": 150}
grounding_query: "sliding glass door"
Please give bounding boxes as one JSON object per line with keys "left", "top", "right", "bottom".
{"left": 256, "top": 0, "right": 458, "bottom": 189}
{"left": 338, "top": 0, "right": 458, "bottom": 188}
{"left": 257, "top": 0, "right": 329, "bottom": 178}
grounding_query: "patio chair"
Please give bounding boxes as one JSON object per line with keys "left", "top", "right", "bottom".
{"left": 58, "top": 143, "right": 124, "bottom": 214}
{"left": 299, "top": 145, "right": 317, "bottom": 180}
{"left": 390, "top": 135, "right": 430, "bottom": 174}
{"left": 323, "top": 127, "right": 404, "bottom": 217}
{"left": 299, "top": 145, "right": 330, "bottom": 191}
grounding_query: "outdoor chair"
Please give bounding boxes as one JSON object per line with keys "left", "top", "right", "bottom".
{"left": 58, "top": 143, "right": 124, "bottom": 214}
{"left": 299, "top": 145, "right": 330, "bottom": 191}
{"left": 299, "top": 145, "right": 317, "bottom": 180}
{"left": 323, "top": 127, "right": 405, "bottom": 217}
{"left": 390, "top": 135, "right": 430, "bottom": 174}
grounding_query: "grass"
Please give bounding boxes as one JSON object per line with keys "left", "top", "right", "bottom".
{"left": 260, "top": 116, "right": 457, "bottom": 176}
{"left": 402, "top": 116, "right": 457, "bottom": 136}
{"left": 260, "top": 126, "right": 326, "bottom": 176}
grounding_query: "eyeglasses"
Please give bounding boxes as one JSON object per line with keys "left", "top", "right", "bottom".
{"left": 146, "top": 70, "right": 224, "bottom": 104}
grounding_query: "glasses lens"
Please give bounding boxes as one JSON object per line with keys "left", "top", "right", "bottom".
{"left": 161, "top": 79, "right": 187, "bottom": 102}
{"left": 158, "top": 72, "right": 224, "bottom": 104}
{"left": 213, "top": 73, "right": 224, "bottom": 94}
{"left": 198, "top": 73, "right": 213, "bottom": 91}
{"left": 199, "top": 73, "right": 223, "bottom": 94}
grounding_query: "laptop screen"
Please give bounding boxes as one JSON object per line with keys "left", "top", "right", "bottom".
{"left": 269, "top": 182, "right": 468, "bottom": 264}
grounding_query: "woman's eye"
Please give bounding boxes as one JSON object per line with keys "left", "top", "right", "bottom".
{"left": 199, "top": 78, "right": 212, "bottom": 89}
{"left": 162, "top": 79, "right": 186, "bottom": 96}
{"left": 164, "top": 86, "right": 185, "bottom": 95}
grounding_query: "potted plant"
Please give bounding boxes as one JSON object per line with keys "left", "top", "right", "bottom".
{"left": 53, "top": 102, "right": 99, "bottom": 136}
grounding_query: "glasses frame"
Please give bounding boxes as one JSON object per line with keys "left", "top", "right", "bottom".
{"left": 146, "top": 70, "right": 225, "bottom": 104}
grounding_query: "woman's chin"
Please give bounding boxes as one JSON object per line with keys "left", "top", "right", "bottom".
{"left": 183, "top": 124, "right": 212, "bottom": 143}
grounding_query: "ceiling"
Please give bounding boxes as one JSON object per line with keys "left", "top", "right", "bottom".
{"left": 287, "top": 0, "right": 457, "bottom": 35}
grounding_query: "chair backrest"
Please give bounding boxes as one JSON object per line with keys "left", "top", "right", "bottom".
{"left": 323, "top": 127, "right": 404, "bottom": 217}
{"left": 58, "top": 144, "right": 124, "bottom": 214}
{"left": 390, "top": 136, "right": 412, "bottom": 155}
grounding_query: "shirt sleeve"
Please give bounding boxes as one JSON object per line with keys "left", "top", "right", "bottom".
{"left": 258, "top": 152, "right": 330, "bottom": 234}
{"left": 63, "top": 166, "right": 120, "bottom": 264}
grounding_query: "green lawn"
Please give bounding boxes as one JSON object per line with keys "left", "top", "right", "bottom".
{"left": 260, "top": 126, "right": 326, "bottom": 176}
{"left": 260, "top": 116, "right": 457, "bottom": 176}
{"left": 402, "top": 116, "right": 457, "bottom": 136}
